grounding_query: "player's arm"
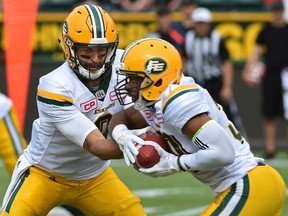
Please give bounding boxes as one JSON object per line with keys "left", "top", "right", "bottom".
{"left": 179, "top": 113, "right": 235, "bottom": 171}
{"left": 242, "top": 27, "right": 265, "bottom": 88}
{"left": 55, "top": 113, "right": 123, "bottom": 160}
{"left": 108, "top": 105, "right": 149, "bottom": 131}
{"left": 38, "top": 79, "right": 124, "bottom": 161}
{"left": 242, "top": 44, "right": 262, "bottom": 87}
{"left": 139, "top": 113, "right": 235, "bottom": 177}
{"left": 83, "top": 129, "right": 123, "bottom": 160}
{"left": 220, "top": 39, "right": 233, "bottom": 103}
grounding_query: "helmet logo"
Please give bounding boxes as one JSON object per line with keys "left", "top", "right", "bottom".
{"left": 145, "top": 58, "right": 167, "bottom": 74}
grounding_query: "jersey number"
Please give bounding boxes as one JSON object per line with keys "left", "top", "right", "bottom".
{"left": 228, "top": 122, "right": 244, "bottom": 144}
{"left": 162, "top": 133, "right": 189, "bottom": 155}
{"left": 94, "top": 113, "right": 112, "bottom": 138}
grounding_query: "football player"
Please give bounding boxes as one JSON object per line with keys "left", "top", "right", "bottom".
{"left": 109, "top": 38, "right": 286, "bottom": 215}
{"left": 0, "top": 4, "right": 147, "bottom": 216}
{"left": 0, "top": 93, "right": 27, "bottom": 174}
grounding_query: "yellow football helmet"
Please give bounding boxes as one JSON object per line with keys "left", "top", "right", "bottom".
{"left": 60, "top": 4, "right": 118, "bottom": 80}
{"left": 115, "top": 38, "right": 182, "bottom": 110}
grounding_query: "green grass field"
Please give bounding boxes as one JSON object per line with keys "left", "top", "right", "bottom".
{"left": 0, "top": 151, "right": 287, "bottom": 216}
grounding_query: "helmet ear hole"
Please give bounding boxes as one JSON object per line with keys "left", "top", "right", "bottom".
{"left": 154, "top": 79, "right": 162, "bottom": 87}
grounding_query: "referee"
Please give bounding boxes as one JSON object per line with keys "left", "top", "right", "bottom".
{"left": 183, "top": 7, "right": 247, "bottom": 138}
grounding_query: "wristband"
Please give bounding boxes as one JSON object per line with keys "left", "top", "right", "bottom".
{"left": 112, "top": 124, "right": 128, "bottom": 141}
{"left": 177, "top": 156, "right": 186, "bottom": 172}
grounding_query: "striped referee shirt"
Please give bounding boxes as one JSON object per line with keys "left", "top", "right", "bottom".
{"left": 184, "top": 29, "right": 229, "bottom": 83}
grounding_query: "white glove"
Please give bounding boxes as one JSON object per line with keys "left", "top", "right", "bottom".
{"left": 139, "top": 144, "right": 182, "bottom": 177}
{"left": 112, "top": 124, "right": 151, "bottom": 166}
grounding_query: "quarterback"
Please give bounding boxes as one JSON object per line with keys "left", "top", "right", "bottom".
{"left": 0, "top": 4, "right": 146, "bottom": 216}
{"left": 109, "top": 38, "right": 286, "bottom": 215}
{"left": 0, "top": 93, "right": 27, "bottom": 174}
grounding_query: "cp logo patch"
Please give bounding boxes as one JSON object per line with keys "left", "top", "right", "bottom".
{"left": 81, "top": 98, "right": 97, "bottom": 113}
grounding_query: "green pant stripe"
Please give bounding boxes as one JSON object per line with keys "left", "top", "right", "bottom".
{"left": 211, "top": 175, "right": 250, "bottom": 216}
{"left": 231, "top": 175, "right": 250, "bottom": 215}
{"left": 5, "top": 171, "right": 29, "bottom": 213}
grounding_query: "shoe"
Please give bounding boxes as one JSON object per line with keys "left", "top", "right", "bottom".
{"left": 263, "top": 152, "right": 276, "bottom": 160}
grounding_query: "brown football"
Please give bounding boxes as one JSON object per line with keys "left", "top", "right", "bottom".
{"left": 136, "top": 142, "right": 161, "bottom": 168}
{"left": 135, "top": 131, "right": 169, "bottom": 169}
{"left": 138, "top": 131, "right": 169, "bottom": 151}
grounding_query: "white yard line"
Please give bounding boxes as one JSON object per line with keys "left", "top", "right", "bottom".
{"left": 158, "top": 206, "right": 207, "bottom": 216}
{"left": 133, "top": 187, "right": 204, "bottom": 198}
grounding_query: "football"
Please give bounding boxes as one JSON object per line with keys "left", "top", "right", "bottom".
{"left": 138, "top": 131, "right": 169, "bottom": 151}
{"left": 136, "top": 141, "right": 161, "bottom": 168}
{"left": 135, "top": 131, "right": 169, "bottom": 169}
{"left": 248, "top": 61, "right": 265, "bottom": 85}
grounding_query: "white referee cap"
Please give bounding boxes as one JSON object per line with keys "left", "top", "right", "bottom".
{"left": 192, "top": 7, "right": 212, "bottom": 23}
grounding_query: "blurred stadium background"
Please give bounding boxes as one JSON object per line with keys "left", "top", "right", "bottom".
{"left": 0, "top": 0, "right": 287, "bottom": 215}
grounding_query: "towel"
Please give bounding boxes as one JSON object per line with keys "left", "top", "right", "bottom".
{"left": 2, "top": 153, "right": 32, "bottom": 208}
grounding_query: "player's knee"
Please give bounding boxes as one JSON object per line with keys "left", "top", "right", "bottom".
{"left": 116, "top": 195, "right": 146, "bottom": 216}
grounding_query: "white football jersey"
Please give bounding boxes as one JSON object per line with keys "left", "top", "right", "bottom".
{"left": 140, "top": 76, "right": 259, "bottom": 193}
{"left": 24, "top": 49, "right": 130, "bottom": 180}
{"left": 0, "top": 93, "right": 12, "bottom": 119}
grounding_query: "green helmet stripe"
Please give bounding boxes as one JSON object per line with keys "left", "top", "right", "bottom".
{"left": 85, "top": 4, "right": 104, "bottom": 39}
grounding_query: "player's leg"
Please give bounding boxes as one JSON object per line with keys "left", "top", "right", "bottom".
{"left": 0, "top": 107, "right": 27, "bottom": 174}
{"left": 262, "top": 74, "right": 283, "bottom": 158}
{"left": 263, "top": 117, "right": 277, "bottom": 158}
{"left": 72, "top": 166, "right": 146, "bottom": 216}
{"left": 239, "top": 164, "right": 286, "bottom": 216}
{"left": 200, "top": 164, "right": 286, "bottom": 216}
{"left": 1, "top": 167, "right": 67, "bottom": 216}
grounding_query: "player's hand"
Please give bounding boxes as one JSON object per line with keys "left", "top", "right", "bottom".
{"left": 112, "top": 124, "right": 151, "bottom": 166}
{"left": 220, "top": 86, "right": 232, "bottom": 104}
{"left": 139, "top": 144, "right": 181, "bottom": 177}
